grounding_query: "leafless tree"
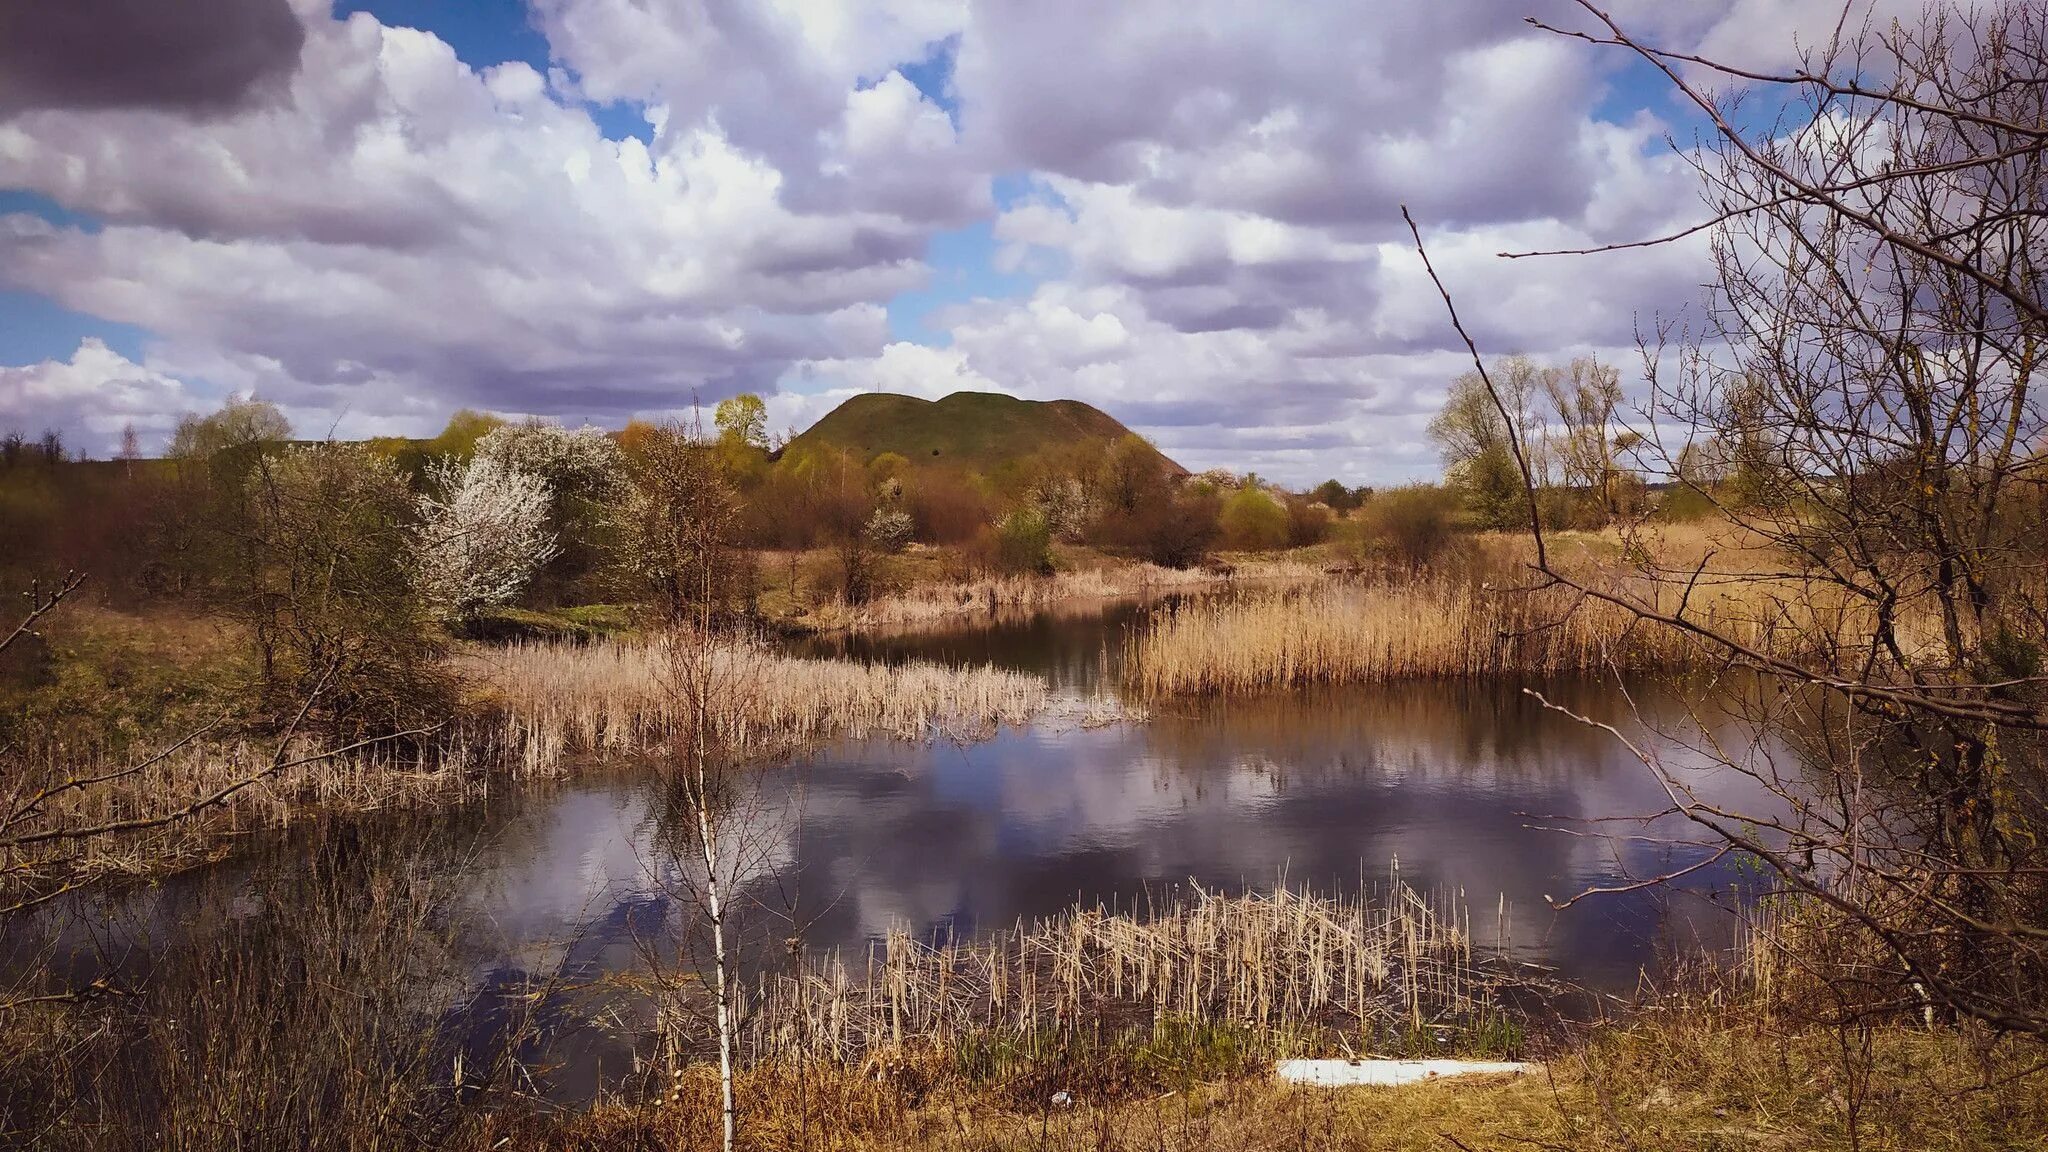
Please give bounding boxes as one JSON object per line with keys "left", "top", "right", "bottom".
{"left": 622, "top": 420, "right": 808, "bottom": 1152}
{"left": 1542, "top": 355, "right": 1629, "bottom": 520}
{"left": 1409, "top": 0, "right": 2048, "bottom": 1035}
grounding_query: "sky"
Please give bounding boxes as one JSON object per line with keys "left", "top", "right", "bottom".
{"left": 0, "top": 0, "right": 1913, "bottom": 484}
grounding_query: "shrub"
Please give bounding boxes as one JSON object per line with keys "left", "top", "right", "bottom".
{"left": 415, "top": 455, "right": 558, "bottom": 622}
{"left": 1356, "top": 484, "right": 1458, "bottom": 573}
{"left": 991, "top": 508, "right": 1054, "bottom": 576}
{"left": 1655, "top": 483, "right": 1716, "bottom": 523}
{"left": 904, "top": 471, "right": 993, "bottom": 545}
{"left": 1140, "top": 488, "right": 1221, "bottom": 569}
{"left": 1032, "top": 477, "right": 1094, "bottom": 543}
{"left": 1219, "top": 487, "right": 1290, "bottom": 551}
{"left": 864, "top": 507, "right": 914, "bottom": 554}
{"left": 237, "top": 444, "right": 449, "bottom": 738}
{"left": 1285, "top": 495, "right": 1333, "bottom": 547}
{"left": 475, "top": 422, "right": 622, "bottom": 603}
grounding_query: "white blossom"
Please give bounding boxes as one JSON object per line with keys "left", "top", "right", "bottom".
{"left": 864, "top": 507, "right": 914, "bottom": 553}
{"left": 473, "top": 422, "right": 621, "bottom": 506}
{"left": 415, "top": 455, "right": 559, "bottom": 620}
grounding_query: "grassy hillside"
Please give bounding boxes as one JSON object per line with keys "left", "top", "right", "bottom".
{"left": 782, "top": 391, "right": 1185, "bottom": 475}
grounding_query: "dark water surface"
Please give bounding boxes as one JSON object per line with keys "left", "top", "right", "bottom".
{"left": 16, "top": 598, "right": 1779, "bottom": 1099}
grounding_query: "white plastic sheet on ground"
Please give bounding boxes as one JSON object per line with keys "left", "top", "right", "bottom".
{"left": 1275, "top": 1059, "right": 1540, "bottom": 1087}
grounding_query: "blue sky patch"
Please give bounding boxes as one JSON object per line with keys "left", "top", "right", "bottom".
{"left": 0, "top": 291, "right": 150, "bottom": 367}
{"left": 338, "top": 0, "right": 652, "bottom": 142}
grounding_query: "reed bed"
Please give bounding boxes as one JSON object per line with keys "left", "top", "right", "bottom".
{"left": 1126, "top": 579, "right": 1731, "bottom": 695}
{"left": 677, "top": 881, "right": 1521, "bottom": 1070}
{"left": 1, "top": 737, "right": 487, "bottom": 891}
{"left": 457, "top": 637, "right": 1058, "bottom": 777}
{"left": 8, "top": 639, "right": 1063, "bottom": 890}
{"left": 825, "top": 558, "right": 1323, "bottom": 632}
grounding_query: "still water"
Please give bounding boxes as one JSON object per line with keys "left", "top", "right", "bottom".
{"left": 22, "top": 598, "right": 1778, "bottom": 1097}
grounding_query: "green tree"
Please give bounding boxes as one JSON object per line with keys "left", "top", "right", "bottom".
{"left": 1099, "top": 434, "right": 1167, "bottom": 515}
{"left": 169, "top": 396, "right": 292, "bottom": 462}
{"left": 611, "top": 423, "right": 750, "bottom": 626}
{"left": 429, "top": 409, "right": 505, "bottom": 459}
{"left": 991, "top": 508, "right": 1054, "bottom": 575}
{"left": 713, "top": 393, "right": 768, "bottom": 450}
{"left": 1309, "top": 479, "right": 1364, "bottom": 512}
{"left": 1429, "top": 358, "right": 1548, "bottom": 529}
{"left": 1218, "top": 486, "right": 1289, "bottom": 551}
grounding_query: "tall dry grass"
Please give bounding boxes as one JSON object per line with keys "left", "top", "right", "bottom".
{"left": 665, "top": 880, "right": 1521, "bottom": 1071}
{"left": 1, "top": 737, "right": 487, "bottom": 896}
{"left": 817, "top": 558, "right": 1323, "bottom": 632}
{"left": 1125, "top": 579, "right": 1737, "bottom": 695}
{"left": 5, "top": 636, "right": 1062, "bottom": 892}
{"left": 1125, "top": 526, "right": 1934, "bottom": 695}
{"left": 456, "top": 637, "right": 1056, "bottom": 776}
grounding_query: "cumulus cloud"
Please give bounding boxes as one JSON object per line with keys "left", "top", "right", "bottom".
{"left": 0, "top": 0, "right": 1829, "bottom": 481}
{"left": 835, "top": 2, "right": 1714, "bottom": 482}
{"left": 0, "top": 3, "right": 976, "bottom": 437}
{"left": 0, "top": 339, "right": 197, "bottom": 455}
{"left": 0, "top": 0, "right": 305, "bottom": 118}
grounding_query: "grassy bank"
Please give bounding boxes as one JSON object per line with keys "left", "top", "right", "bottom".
{"left": 515, "top": 1015, "right": 2048, "bottom": 1151}
{"left": 2, "top": 623, "right": 1067, "bottom": 895}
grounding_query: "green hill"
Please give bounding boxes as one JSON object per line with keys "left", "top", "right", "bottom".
{"left": 781, "top": 391, "right": 1184, "bottom": 475}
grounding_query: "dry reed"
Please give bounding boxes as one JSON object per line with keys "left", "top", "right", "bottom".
{"left": 456, "top": 637, "right": 1059, "bottom": 777}
{"left": 1127, "top": 580, "right": 1725, "bottom": 695}
{"left": 819, "top": 559, "right": 1323, "bottom": 632}
{"left": 1, "top": 737, "right": 487, "bottom": 891}
{"left": 663, "top": 880, "right": 1520, "bottom": 1069}
{"left": 7, "top": 638, "right": 1065, "bottom": 890}
{"left": 1117, "top": 522, "right": 1937, "bottom": 696}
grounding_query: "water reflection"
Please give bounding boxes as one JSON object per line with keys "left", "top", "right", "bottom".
{"left": 12, "top": 603, "right": 1786, "bottom": 1102}
{"left": 433, "top": 672, "right": 1774, "bottom": 1009}
{"left": 788, "top": 594, "right": 1156, "bottom": 689}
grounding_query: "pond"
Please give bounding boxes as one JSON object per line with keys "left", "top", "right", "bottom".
{"left": 15, "top": 596, "right": 1781, "bottom": 1101}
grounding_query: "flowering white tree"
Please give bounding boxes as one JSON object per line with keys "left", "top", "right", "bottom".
{"left": 416, "top": 455, "right": 558, "bottom": 621}
{"left": 473, "top": 421, "right": 620, "bottom": 506}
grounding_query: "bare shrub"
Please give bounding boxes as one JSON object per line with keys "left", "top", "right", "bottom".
{"left": 1416, "top": 0, "right": 2048, "bottom": 1035}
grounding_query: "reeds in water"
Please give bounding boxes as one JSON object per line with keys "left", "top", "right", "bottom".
{"left": 1, "top": 736, "right": 487, "bottom": 891}
{"left": 1125, "top": 576, "right": 1769, "bottom": 695}
{"left": 457, "top": 637, "right": 1055, "bottom": 777}
{"left": 698, "top": 881, "right": 1522, "bottom": 1069}
{"left": 823, "top": 559, "right": 1323, "bottom": 631}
